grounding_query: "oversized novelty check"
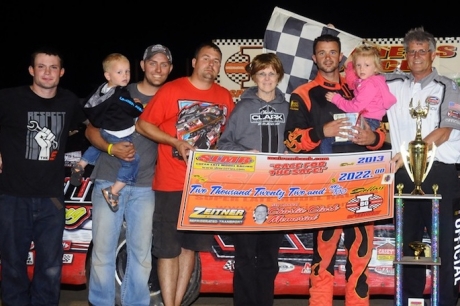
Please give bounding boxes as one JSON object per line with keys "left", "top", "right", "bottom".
{"left": 178, "top": 149, "right": 394, "bottom": 231}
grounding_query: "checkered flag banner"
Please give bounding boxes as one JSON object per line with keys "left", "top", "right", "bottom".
{"left": 264, "top": 7, "right": 363, "bottom": 101}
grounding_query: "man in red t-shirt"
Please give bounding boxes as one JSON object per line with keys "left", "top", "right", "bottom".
{"left": 136, "top": 41, "right": 234, "bottom": 306}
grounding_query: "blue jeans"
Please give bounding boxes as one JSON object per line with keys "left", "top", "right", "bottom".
{"left": 0, "top": 194, "right": 65, "bottom": 306}
{"left": 88, "top": 180, "right": 155, "bottom": 306}
{"left": 320, "top": 118, "right": 380, "bottom": 154}
{"left": 82, "top": 130, "right": 140, "bottom": 184}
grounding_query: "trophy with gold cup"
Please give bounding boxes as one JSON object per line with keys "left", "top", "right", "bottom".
{"left": 394, "top": 100, "right": 440, "bottom": 305}
{"left": 400, "top": 98, "right": 436, "bottom": 195}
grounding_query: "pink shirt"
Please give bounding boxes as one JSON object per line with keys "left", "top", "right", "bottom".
{"left": 332, "top": 62, "right": 396, "bottom": 120}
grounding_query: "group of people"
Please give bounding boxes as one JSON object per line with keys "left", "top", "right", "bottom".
{"left": 0, "top": 26, "right": 459, "bottom": 306}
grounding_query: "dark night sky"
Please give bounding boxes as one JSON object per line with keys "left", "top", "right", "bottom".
{"left": 1, "top": 2, "right": 459, "bottom": 98}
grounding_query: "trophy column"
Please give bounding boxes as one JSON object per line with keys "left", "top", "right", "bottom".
{"left": 393, "top": 184, "right": 441, "bottom": 306}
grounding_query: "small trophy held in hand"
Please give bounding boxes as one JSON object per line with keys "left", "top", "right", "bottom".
{"left": 400, "top": 99, "right": 436, "bottom": 195}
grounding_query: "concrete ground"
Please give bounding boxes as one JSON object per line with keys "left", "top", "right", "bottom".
{"left": 56, "top": 285, "right": 398, "bottom": 306}
{"left": 3, "top": 284, "right": 454, "bottom": 305}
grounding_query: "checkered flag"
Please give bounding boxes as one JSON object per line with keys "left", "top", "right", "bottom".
{"left": 264, "top": 7, "right": 363, "bottom": 101}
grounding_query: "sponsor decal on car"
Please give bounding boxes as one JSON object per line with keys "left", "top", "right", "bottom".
{"left": 63, "top": 240, "right": 72, "bottom": 251}
{"left": 223, "top": 259, "right": 235, "bottom": 272}
{"left": 278, "top": 262, "right": 295, "bottom": 273}
{"left": 301, "top": 263, "right": 311, "bottom": 274}
{"left": 63, "top": 253, "right": 74, "bottom": 264}
{"left": 374, "top": 266, "right": 394, "bottom": 276}
{"left": 376, "top": 243, "right": 395, "bottom": 261}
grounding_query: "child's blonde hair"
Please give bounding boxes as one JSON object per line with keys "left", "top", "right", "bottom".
{"left": 102, "top": 53, "right": 129, "bottom": 72}
{"left": 352, "top": 45, "right": 383, "bottom": 74}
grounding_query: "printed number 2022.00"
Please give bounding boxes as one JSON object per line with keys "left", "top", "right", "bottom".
{"left": 338, "top": 170, "right": 372, "bottom": 181}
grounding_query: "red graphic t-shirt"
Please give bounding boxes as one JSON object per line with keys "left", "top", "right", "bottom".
{"left": 139, "top": 77, "right": 235, "bottom": 191}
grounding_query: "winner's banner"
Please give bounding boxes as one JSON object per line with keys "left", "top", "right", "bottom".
{"left": 178, "top": 149, "right": 394, "bottom": 231}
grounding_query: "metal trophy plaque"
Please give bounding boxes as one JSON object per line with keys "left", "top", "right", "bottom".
{"left": 400, "top": 99, "right": 436, "bottom": 195}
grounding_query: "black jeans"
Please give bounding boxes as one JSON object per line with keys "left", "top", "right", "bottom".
{"left": 232, "top": 231, "right": 284, "bottom": 306}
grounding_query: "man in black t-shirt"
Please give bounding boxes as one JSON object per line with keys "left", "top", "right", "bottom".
{"left": 0, "top": 46, "right": 85, "bottom": 306}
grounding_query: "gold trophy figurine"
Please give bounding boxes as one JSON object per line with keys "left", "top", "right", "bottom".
{"left": 400, "top": 99, "right": 436, "bottom": 195}
{"left": 409, "top": 241, "right": 428, "bottom": 260}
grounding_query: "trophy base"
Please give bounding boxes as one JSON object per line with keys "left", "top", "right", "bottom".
{"left": 410, "top": 186, "right": 425, "bottom": 195}
{"left": 394, "top": 256, "right": 441, "bottom": 266}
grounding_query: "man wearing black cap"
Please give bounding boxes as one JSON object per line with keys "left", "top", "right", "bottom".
{"left": 86, "top": 44, "right": 173, "bottom": 306}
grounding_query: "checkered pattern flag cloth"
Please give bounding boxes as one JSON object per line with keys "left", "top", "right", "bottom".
{"left": 263, "top": 7, "right": 363, "bottom": 101}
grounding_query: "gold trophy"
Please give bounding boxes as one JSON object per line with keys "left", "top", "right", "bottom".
{"left": 409, "top": 241, "right": 428, "bottom": 260}
{"left": 400, "top": 99, "right": 436, "bottom": 195}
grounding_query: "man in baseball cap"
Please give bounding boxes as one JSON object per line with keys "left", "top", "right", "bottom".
{"left": 143, "top": 44, "right": 172, "bottom": 63}
{"left": 87, "top": 43, "right": 173, "bottom": 306}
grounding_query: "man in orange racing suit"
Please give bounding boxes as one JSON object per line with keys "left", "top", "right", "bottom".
{"left": 284, "top": 34, "right": 386, "bottom": 306}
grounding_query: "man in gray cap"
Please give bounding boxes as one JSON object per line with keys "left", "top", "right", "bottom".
{"left": 143, "top": 44, "right": 172, "bottom": 65}
{"left": 86, "top": 44, "right": 173, "bottom": 306}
